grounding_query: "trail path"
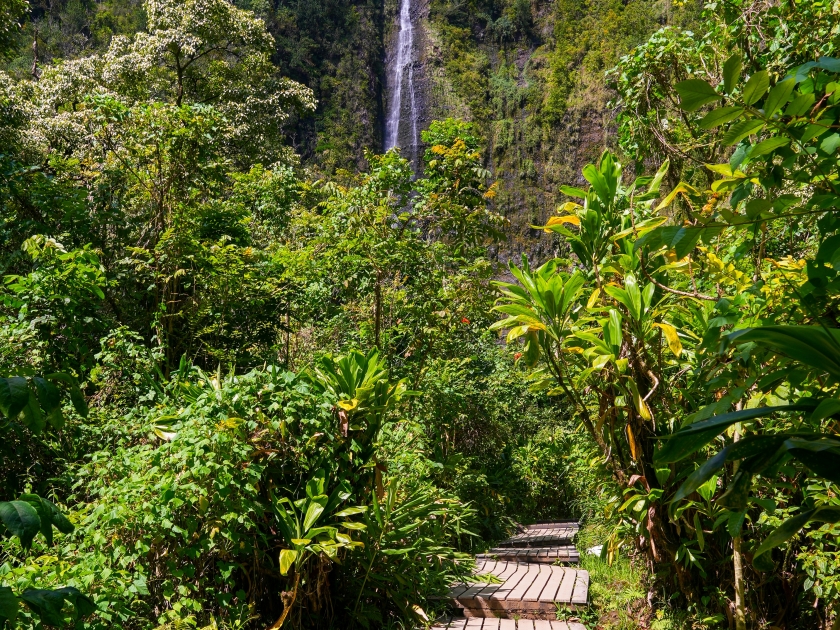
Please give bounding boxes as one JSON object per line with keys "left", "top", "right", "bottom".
{"left": 433, "top": 521, "right": 589, "bottom": 629}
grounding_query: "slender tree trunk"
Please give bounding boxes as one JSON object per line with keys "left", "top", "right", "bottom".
{"left": 733, "top": 420, "right": 747, "bottom": 630}
{"left": 374, "top": 272, "right": 382, "bottom": 348}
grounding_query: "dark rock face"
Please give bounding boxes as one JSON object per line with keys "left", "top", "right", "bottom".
{"left": 384, "top": 0, "right": 432, "bottom": 172}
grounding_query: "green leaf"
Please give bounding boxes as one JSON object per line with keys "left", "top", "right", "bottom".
{"left": 0, "top": 377, "right": 30, "bottom": 419}
{"left": 723, "top": 55, "right": 742, "bottom": 94}
{"left": 656, "top": 403, "right": 816, "bottom": 463}
{"left": 19, "top": 589, "right": 67, "bottom": 626}
{"left": 699, "top": 106, "right": 745, "bottom": 130}
{"left": 46, "top": 373, "right": 88, "bottom": 418}
{"left": 54, "top": 587, "right": 95, "bottom": 620}
{"left": 302, "top": 498, "right": 326, "bottom": 532}
{"left": 279, "top": 549, "right": 297, "bottom": 575}
{"left": 742, "top": 71, "right": 770, "bottom": 105}
{"left": 0, "top": 587, "right": 18, "bottom": 626}
{"left": 20, "top": 494, "right": 54, "bottom": 547}
{"left": 812, "top": 398, "right": 840, "bottom": 421}
{"left": 334, "top": 506, "right": 367, "bottom": 517}
{"left": 46, "top": 500, "right": 74, "bottom": 535}
{"left": 721, "top": 119, "right": 765, "bottom": 146}
{"left": 729, "top": 326, "right": 840, "bottom": 382}
{"left": 753, "top": 507, "right": 840, "bottom": 567}
{"left": 750, "top": 136, "right": 790, "bottom": 157}
{"left": 675, "top": 79, "right": 722, "bottom": 112}
{"left": 32, "top": 377, "right": 63, "bottom": 429}
{"left": 22, "top": 390, "right": 45, "bottom": 433}
{"left": 785, "top": 93, "right": 816, "bottom": 117}
{"left": 763, "top": 78, "right": 796, "bottom": 117}
{"left": 0, "top": 500, "right": 41, "bottom": 550}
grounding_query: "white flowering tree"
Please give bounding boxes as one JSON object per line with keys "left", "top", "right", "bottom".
{"left": 27, "top": 0, "right": 315, "bottom": 165}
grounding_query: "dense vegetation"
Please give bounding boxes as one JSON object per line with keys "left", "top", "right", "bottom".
{"left": 2, "top": 0, "right": 840, "bottom": 629}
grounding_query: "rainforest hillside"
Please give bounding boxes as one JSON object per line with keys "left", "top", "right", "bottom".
{"left": 4, "top": 0, "right": 705, "bottom": 256}
{"left": 3, "top": 0, "right": 840, "bottom": 629}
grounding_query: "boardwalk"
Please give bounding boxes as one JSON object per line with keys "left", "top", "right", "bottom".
{"left": 434, "top": 521, "right": 588, "bottom": 627}
{"left": 448, "top": 559, "right": 589, "bottom": 617}
{"left": 434, "top": 618, "right": 587, "bottom": 629}
{"left": 476, "top": 546, "right": 580, "bottom": 564}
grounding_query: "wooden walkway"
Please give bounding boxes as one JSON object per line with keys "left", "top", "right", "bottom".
{"left": 476, "top": 546, "right": 580, "bottom": 564}
{"left": 448, "top": 559, "right": 589, "bottom": 618}
{"left": 434, "top": 617, "right": 586, "bottom": 629}
{"left": 433, "top": 521, "right": 588, "bottom": 628}
{"left": 495, "top": 522, "right": 579, "bottom": 548}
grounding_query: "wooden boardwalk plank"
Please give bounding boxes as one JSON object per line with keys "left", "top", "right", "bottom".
{"left": 523, "top": 565, "right": 554, "bottom": 602}
{"left": 432, "top": 620, "right": 586, "bottom": 629}
{"left": 496, "top": 523, "right": 579, "bottom": 548}
{"left": 477, "top": 546, "right": 580, "bottom": 564}
{"left": 571, "top": 570, "right": 589, "bottom": 605}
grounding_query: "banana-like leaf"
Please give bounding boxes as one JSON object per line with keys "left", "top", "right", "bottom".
{"left": 279, "top": 549, "right": 297, "bottom": 576}
{"left": 728, "top": 326, "right": 840, "bottom": 383}
{"left": 753, "top": 506, "right": 840, "bottom": 567}
{"left": 656, "top": 403, "right": 817, "bottom": 463}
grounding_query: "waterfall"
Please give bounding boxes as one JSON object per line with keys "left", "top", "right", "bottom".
{"left": 385, "top": 0, "right": 418, "bottom": 159}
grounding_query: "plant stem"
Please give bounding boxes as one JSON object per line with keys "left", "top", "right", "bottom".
{"left": 732, "top": 421, "right": 747, "bottom": 630}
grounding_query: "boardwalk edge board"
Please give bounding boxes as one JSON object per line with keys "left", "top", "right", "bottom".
{"left": 438, "top": 522, "right": 589, "bottom": 624}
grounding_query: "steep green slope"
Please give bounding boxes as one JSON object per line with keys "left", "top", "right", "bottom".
{"left": 420, "top": 0, "right": 702, "bottom": 255}
{"left": 5, "top": 0, "right": 699, "bottom": 243}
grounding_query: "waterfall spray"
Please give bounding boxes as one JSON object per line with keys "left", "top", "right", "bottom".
{"left": 385, "top": 0, "right": 418, "bottom": 159}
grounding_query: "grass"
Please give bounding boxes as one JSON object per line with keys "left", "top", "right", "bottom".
{"left": 560, "top": 524, "right": 726, "bottom": 630}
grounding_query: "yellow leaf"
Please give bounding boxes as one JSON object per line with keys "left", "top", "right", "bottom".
{"left": 279, "top": 549, "right": 297, "bottom": 576}
{"left": 587, "top": 288, "right": 601, "bottom": 310}
{"left": 653, "top": 323, "right": 683, "bottom": 357}
{"left": 656, "top": 182, "right": 700, "bottom": 211}
{"left": 291, "top": 538, "right": 311, "bottom": 545}
{"left": 627, "top": 424, "right": 639, "bottom": 461}
{"left": 337, "top": 399, "right": 359, "bottom": 411}
{"left": 412, "top": 605, "right": 429, "bottom": 622}
{"left": 542, "top": 215, "right": 581, "bottom": 232}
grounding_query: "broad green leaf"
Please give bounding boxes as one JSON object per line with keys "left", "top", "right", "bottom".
{"left": 334, "top": 506, "right": 367, "bottom": 517}
{"left": 763, "top": 78, "right": 796, "bottom": 117}
{"left": 753, "top": 507, "right": 840, "bottom": 567}
{"left": 699, "top": 106, "right": 745, "bottom": 130}
{"left": 723, "top": 55, "right": 742, "bottom": 94}
{"left": 279, "top": 549, "right": 297, "bottom": 575}
{"left": 20, "top": 589, "right": 67, "bottom": 626}
{"left": 785, "top": 92, "right": 816, "bottom": 117}
{"left": 729, "top": 326, "right": 840, "bottom": 382}
{"left": 721, "top": 119, "right": 765, "bottom": 146}
{"left": 656, "top": 403, "right": 816, "bottom": 463}
{"left": 742, "top": 71, "right": 770, "bottom": 105}
{"left": 20, "top": 494, "right": 54, "bottom": 547}
{"left": 0, "top": 587, "right": 18, "bottom": 626}
{"left": 302, "top": 499, "right": 326, "bottom": 531}
{"left": 54, "top": 587, "right": 95, "bottom": 620}
{"left": 22, "top": 391, "right": 45, "bottom": 433}
{"left": 812, "top": 398, "right": 840, "bottom": 421}
{"left": 675, "top": 79, "right": 721, "bottom": 112}
{"left": 340, "top": 521, "right": 367, "bottom": 530}
{"left": 0, "top": 500, "right": 41, "bottom": 550}
{"left": 750, "top": 136, "right": 790, "bottom": 157}
{"left": 46, "top": 373, "right": 88, "bottom": 418}
{"left": 0, "top": 377, "right": 30, "bottom": 419}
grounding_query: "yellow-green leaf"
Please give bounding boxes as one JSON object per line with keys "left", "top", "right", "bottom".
{"left": 279, "top": 549, "right": 297, "bottom": 575}
{"left": 540, "top": 215, "right": 581, "bottom": 232}
{"left": 653, "top": 323, "right": 683, "bottom": 357}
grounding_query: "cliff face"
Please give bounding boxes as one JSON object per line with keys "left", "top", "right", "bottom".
{"left": 7, "top": 0, "right": 700, "bottom": 257}
{"left": 381, "top": 0, "right": 702, "bottom": 259}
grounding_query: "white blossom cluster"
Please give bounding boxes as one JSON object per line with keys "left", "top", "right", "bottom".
{"left": 14, "top": 0, "right": 316, "bottom": 166}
